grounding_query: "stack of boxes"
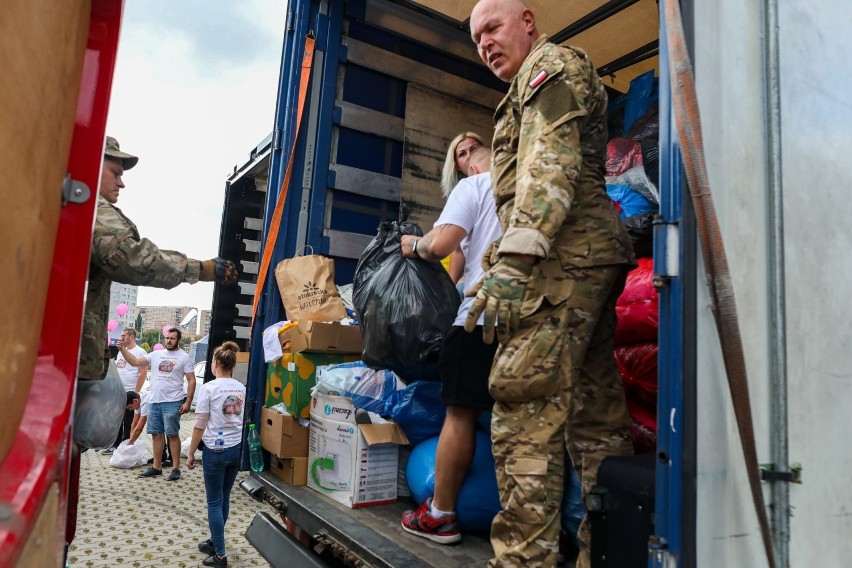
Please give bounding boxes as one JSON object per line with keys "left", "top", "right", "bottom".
{"left": 262, "top": 321, "right": 362, "bottom": 485}
{"left": 262, "top": 320, "right": 410, "bottom": 507}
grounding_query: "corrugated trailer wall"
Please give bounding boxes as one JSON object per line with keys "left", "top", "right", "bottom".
{"left": 692, "top": 0, "right": 852, "bottom": 565}
{"left": 779, "top": 1, "right": 852, "bottom": 565}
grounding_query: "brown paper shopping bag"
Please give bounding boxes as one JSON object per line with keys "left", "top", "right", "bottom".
{"left": 274, "top": 252, "right": 346, "bottom": 321}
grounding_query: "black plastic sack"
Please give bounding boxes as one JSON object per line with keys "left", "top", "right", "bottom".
{"left": 623, "top": 211, "right": 655, "bottom": 259}
{"left": 354, "top": 221, "right": 461, "bottom": 372}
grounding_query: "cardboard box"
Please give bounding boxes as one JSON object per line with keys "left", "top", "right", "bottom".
{"left": 269, "top": 456, "right": 308, "bottom": 486}
{"left": 279, "top": 321, "right": 362, "bottom": 354}
{"left": 265, "top": 352, "right": 360, "bottom": 418}
{"left": 307, "top": 392, "right": 408, "bottom": 508}
{"left": 259, "top": 406, "right": 309, "bottom": 458}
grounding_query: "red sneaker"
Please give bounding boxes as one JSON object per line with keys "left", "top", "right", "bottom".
{"left": 401, "top": 498, "right": 461, "bottom": 545}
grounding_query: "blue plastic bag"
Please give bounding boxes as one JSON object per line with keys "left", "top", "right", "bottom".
{"left": 405, "top": 432, "right": 501, "bottom": 531}
{"left": 606, "top": 181, "right": 655, "bottom": 220}
{"left": 562, "top": 466, "right": 585, "bottom": 545}
{"left": 383, "top": 381, "right": 446, "bottom": 445}
{"left": 315, "top": 361, "right": 405, "bottom": 414}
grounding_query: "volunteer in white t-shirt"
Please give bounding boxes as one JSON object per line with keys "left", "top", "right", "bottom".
{"left": 186, "top": 341, "right": 246, "bottom": 567}
{"left": 118, "top": 327, "right": 195, "bottom": 481}
{"left": 398, "top": 140, "right": 502, "bottom": 544}
{"left": 101, "top": 328, "right": 148, "bottom": 455}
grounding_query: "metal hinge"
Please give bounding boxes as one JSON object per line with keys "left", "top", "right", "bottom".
{"left": 760, "top": 462, "right": 803, "bottom": 484}
{"left": 61, "top": 174, "right": 91, "bottom": 206}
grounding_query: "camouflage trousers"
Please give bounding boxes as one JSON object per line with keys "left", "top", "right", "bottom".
{"left": 487, "top": 265, "right": 634, "bottom": 568}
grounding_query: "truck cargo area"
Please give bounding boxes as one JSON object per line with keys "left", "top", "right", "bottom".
{"left": 214, "top": 0, "right": 662, "bottom": 567}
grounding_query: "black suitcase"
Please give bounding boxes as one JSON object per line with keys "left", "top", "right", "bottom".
{"left": 586, "top": 453, "right": 656, "bottom": 568}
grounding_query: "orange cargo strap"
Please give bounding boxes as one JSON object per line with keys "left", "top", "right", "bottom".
{"left": 663, "top": 2, "right": 777, "bottom": 567}
{"left": 251, "top": 33, "right": 316, "bottom": 327}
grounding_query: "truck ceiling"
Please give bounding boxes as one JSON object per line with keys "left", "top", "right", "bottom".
{"left": 401, "top": 0, "right": 659, "bottom": 93}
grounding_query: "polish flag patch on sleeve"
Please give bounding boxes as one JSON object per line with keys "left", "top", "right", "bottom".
{"left": 529, "top": 69, "right": 548, "bottom": 89}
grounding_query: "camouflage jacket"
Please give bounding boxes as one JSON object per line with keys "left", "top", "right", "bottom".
{"left": 489, "top": 35, "right": 635, "bottom": 304}
{"left": 78, "top": 197, "right": 201, "bottom": 380}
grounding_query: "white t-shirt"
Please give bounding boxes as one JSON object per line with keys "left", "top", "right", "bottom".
{"left": 145, "top": 348, "right": 193, "bottom": 403}
{"left": 434, "top": 172, "right": 503, "bottom": 327}
{"left": 135, "top": 391, "right": 151, "bottom": 417}
{"left": 116, "top": 344, "right": 146, "bottom": 391}
{"left": 196, "top": 378, "right": 246, "bottom": 449}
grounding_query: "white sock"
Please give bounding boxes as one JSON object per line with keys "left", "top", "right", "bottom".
{"left": 430, "top": 501, "right": 453, "bottom": 518}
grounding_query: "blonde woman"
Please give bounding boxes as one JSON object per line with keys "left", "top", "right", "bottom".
{"left": 439, "top": 131, "right": 488, "bottom": 282}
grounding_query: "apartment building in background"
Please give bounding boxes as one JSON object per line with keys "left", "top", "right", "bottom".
{"left": 135, "top": 305, "right": 196, "bottom": 334}
{"left": 108, "top": 283, "right": 138, "bottom": 329}
{"left": 199, "top": 309, "right": 212, "bottom": 336}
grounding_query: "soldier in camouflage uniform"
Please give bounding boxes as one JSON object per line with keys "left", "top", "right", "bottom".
{"left": 467, "top": 1, "right": 636, "bottom": 566}
{"left": 78, "top": 137, "right": 237, "bottom": 382}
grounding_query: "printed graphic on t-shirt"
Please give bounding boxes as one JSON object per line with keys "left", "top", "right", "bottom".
{"left": 116, "top": 358, "right": 127, "bottom": 369}
{"left": 158, "top": 358, "right": 177, "bottom": 374}
{"left": 222, "top": 394, "right": 244, "bottom": 417}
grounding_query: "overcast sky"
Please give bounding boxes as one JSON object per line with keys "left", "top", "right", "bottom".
{"left": 106, "top": 0, "right": 287, "bottom": 311}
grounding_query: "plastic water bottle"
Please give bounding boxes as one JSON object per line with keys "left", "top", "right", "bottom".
{"left": 214, "top": 431, "right": 225, "bottom": 449}
{"left": 248, "top": 424, "right": 264, "bottom": 473}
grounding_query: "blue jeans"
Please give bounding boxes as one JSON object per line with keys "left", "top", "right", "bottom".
{"left": 147, "top": 400, "right": 182, "bottom": 435}
{"left": 202, "top": 444, "right": 241, "bottom": 556}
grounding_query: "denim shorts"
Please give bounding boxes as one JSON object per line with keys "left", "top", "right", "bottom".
{"left": 146, "top": 400, "right": 182, "bottom": 436}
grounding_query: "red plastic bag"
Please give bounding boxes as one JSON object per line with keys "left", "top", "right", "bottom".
{"left": 630, "top": 419, "right": 657, "bottom": 454}
{"left": 615, "top": 258, "right": 658, "bottom": 345}
{"left": 615, "top": 342, "right": 658, "bottom": 431}
{"left": 606, "top": 137, "right": 644, "bottom": 177}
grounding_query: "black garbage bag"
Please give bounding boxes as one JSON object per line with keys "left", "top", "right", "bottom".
{"left": 354, "top": 220, "right": 461, "bottom": 372}
{"left": 623, "top": 211, "right": 655, "bottom": 259}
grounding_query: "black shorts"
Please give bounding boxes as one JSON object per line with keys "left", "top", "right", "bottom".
{"left": 438, "top": 325, "right": 498, "bottom": 411}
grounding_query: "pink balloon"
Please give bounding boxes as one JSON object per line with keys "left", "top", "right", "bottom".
{"left": 153, "top": 343, "right": 164, "bottom": 351}
{"left": 162, "top": 325, "right": 172, "bottom": 336}
{"left": 116, "top": 303, "right": 129, "bottom": 317}
{"left": 107, "top": 319, "right": 119, "bottom": 332}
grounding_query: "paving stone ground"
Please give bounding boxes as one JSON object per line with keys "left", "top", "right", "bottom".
{"left": 68, "top": 413, "right": 272, "bottom": 568}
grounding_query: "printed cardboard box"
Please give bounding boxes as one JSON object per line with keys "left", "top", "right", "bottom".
{"left": 265, "top": 352, "right": 359, "bottom": 419}
{"left": 307, "top": 392, "right": 408, "bottom": 508}
{"left": 269, "top": 456, "right": 308, "bottom": 486}
{"left": 259, "top": 406, "right": 309, "bottom": 458}
{"left": 279, "top": 321, "right": 362, "bottom": 354}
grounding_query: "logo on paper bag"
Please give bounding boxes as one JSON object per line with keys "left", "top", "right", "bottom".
{"left": 297, "top": 281, "right": 331, "bottom": 310}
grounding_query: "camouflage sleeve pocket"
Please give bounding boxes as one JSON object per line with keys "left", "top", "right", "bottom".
{"left": 489, "top": 300, "right": 569, "bottom": 402}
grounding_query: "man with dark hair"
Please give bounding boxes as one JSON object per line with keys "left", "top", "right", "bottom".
{"left": 126, "top": 390, "right": 141, "bottom": 410}
{"left": 119, "top": 328, "right": 194, "bottom": 481}
{"left": 78, "top": 136, "right": 238, "bottom": 385}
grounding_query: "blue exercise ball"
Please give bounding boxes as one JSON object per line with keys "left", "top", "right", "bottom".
{"left": 405, "top": 431, "right": 501, "bottom": 531}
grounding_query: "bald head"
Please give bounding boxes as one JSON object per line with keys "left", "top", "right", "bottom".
{"left": 470, "top": 0, "right": 538, "bottom": 82}
{"left": 467, "top": 145, "right": 491, "bottom": 176}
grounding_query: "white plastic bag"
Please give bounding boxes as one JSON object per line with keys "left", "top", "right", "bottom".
{"left": 109, "top": 440, "right": 148, "bottom": 469}
{"left": 74, "top": 361, "right": 126, "bottom": 449}
{"left": 181, "top": 436, "right": 202, "bottom": 460}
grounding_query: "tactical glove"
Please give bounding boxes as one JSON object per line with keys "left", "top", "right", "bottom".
{"left": 200, "top": 257, "right": 238, "bottom": 284}
{"left": 464, "top": 255, "right": 534, "bottom": 344}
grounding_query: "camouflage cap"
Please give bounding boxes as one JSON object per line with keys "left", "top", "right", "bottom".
{"left": 104, "top": 136, "right": 138, "bottom": 170}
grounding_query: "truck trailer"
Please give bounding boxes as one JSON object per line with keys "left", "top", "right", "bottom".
{"left": 211, "top": 0, "right": 852, "bottom": 567}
